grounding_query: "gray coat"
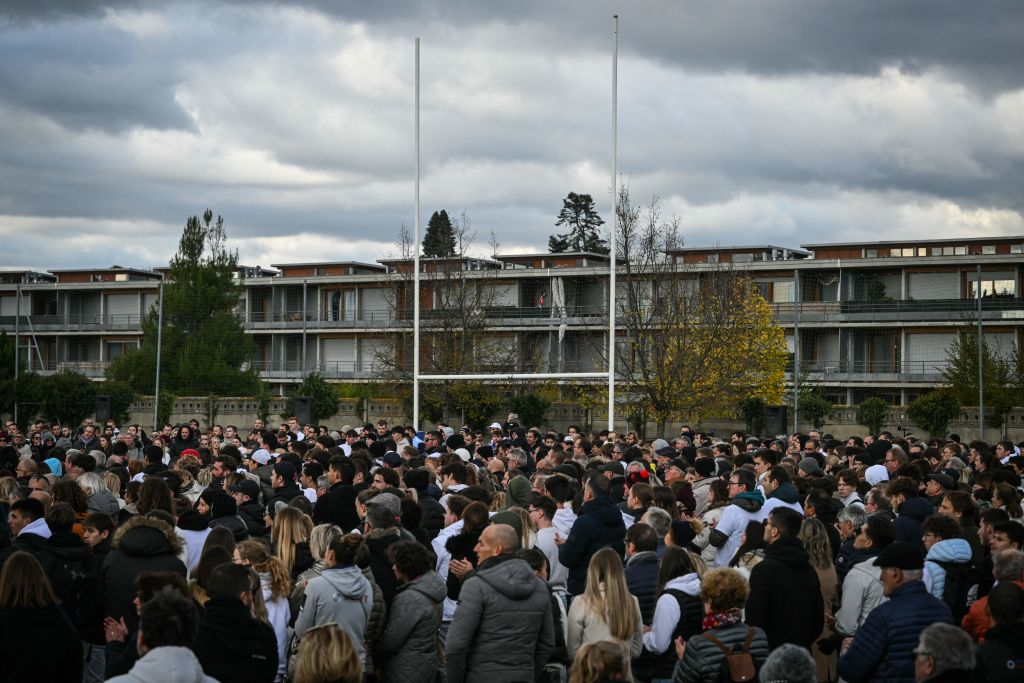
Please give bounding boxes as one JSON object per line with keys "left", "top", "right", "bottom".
{"left": 445, "top": 555, "right": 554, "bottom": 683}
{"left": 673, "top": 623, "right": 770, "bottom": 683}
{"left": 294, "top": 565, "right": 373, "bottom": 665}
{"left": 376, "top": 571, "right": 446, "bottom": 683}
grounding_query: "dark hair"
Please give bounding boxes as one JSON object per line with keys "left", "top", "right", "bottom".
{"left": 202, "top": 526, "right": 237, "bottom": 559}
{"left": 137, "top": 478, "right": 174, "bottom": 515}
{"left": 981, "top": 507, "right": 1011, "bottom": 527}
{"left": 887, "top": 477, "right": 919, "bottom": 500}
{"left": 770, "top": 509, "right": 802, "bottom": 540}
{"left": 625, "top": 522, "right": 658, "bottom": 553}
{"left": 767, "top": 466, "right": 791, "bottom": 486}
{"left": 585, "top": 473, "right": 611, "bottom": 497}
{"left": 730, "top": 469, "right": 755, "bottom": 492}
{"left": 922, "top": 514, "right": 962, "bottom": 541}
{"left": 530, "top": 494, "right": 557, "bottom": 521}
{"left": 837, "top": 469, "right": 859, "bottom": 487}
{"left": 862, "top": 516, "right": 895, "bottom": 550}
{"left": 194, "top": 547, "right": 233, "bottom": 593}
{"left": 461, "top": 501, "right": 491, "bottom": 533}
{"left": 0, "top": 551, "right": 57, "bottom": 608}
{"left": 993, "top": 521, "right": 1024, "bottom": 549}
{"left": 387, "top": 540, "right": 432, "bottom": 580}
{"left": 328, "top": 533, "right": 365, "bottom": 566}
{"left": 545, "top": 475, "right": 576, "bottom": 503}
{"left": 44, "top": 502, "right": 76, "bottom": 534}
{"left": 10, "top": 497, "right": 45, "bottom": 521}
{"left": 84, "top": 512, "right": 116, "bottom": 535}
{"left": 517, "top": 548, "right": 549, "bottom": 576}
{"left": 657, "top": 546, "right": 695, "bottom": 595}
{"left": 51, "top": 480, "right": 88, "bottom": 513}
{"left": 988, "top": 581, "right": 1024, "bottom": 624}
{"left": 136, "top": 571, "right": 190, "bottom": 603}
{"left": 753, "top": 449, "right": 779, "bottom": 467}
{"left": 205, "top": 563, "right": 255, "bottom": 602}
{"left": 138, "top": 587, "right": 199, "bottom": 648}
{"left": 143, "top": 445, "right": 164, "bottom": 465}
{"left": 730, "top": 519, "right": 767, "bottom": 567}
{"left": 441, "top": 462, "right": 468, "bottom": 484}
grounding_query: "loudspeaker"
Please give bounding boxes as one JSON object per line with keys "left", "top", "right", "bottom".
{"left": 294, "top": 397, "right": 312, "bottom": 426}
{"left": 764, "top": 405, "right": 788, "bottom": 437}
{"left": 95, "top": 396, "right": 112, "bottom": 422}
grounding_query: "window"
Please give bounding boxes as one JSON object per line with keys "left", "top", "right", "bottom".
{"left": 982, "top": 245, "right": 996, "bottom": 255}
{"left": 917, "top": 247, "right": 928, "bottom": 257}
{"left": 931, "top": 247, "right": 943, "bottom": 256}
{"left": 706, "top": 254, "right": 719, "bottom": 264}
{"left": 733, "top": 253, "right": 754, "bottom": 263}
{"left": 954, "top": 246, "right": 967, "bottom": 255}
{"left": 864, "top": 249, "right": 878, "bottom": 258}
{"left": 970, "top": 279, "right": 1017, "bottom": 298}
{"left": 942, "top": 246, "right": 954, "bottom": 256}
{"left": 106, "top": 341, "right": 136, "bottom": 360}
{"left": 1011, "top": 244, "right": 1023, "bottom": 254}
{"left": 773, "top": 281, "right": 795, "bottom": 303}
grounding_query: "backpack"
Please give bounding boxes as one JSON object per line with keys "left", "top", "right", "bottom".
{"left": 703, "top": 628, "right": 757, "bottom": 683}
{"left": 935, "top": 560, "right": 976, "bottom": 624}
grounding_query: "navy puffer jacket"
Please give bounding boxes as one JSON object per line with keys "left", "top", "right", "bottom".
{"left": 837, "top": 580, "right": 952, "bottom": 683}
{"left": 893, "top": 498, "right": 932, "bottom": 552}
{"left": 624, "top": 551, "right": 660, "bottom": 624}
{"left": 558, "top": 494, "right": 627, "bottom": 596}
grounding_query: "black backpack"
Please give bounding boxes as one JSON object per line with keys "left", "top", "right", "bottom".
{"left": 935, "top": 560, "right": 975, "bottom": 624}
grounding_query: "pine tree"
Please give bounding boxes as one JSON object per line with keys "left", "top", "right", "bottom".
{"left": 422, "top": 210, "right": 456, "bottom": 257}
{"left": 548, "top": 192, "right": 608, "bottom": 254}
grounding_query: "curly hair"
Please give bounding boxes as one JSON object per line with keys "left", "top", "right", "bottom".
{"left": 292, "top": 623, "right": 362, "bottom": 683}
{"left": 51, "top": 480, "right": 88, "bottom": 513}
{"left": 700, "top": 568, "right": 749, "bottom": 612}
{"left": 568, "top": 641, "right": 632, "bottom": 683}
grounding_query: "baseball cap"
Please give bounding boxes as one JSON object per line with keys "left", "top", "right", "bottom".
{"left": 383, "top": 451, "right": 402, "bottom": 467}
{"left": 453, "top": 448, "right": 471, "bottom": 463}
{"left": 251, "top": 448, "right": 272, "bottom": 465}
{"left": 368, "top": 492, "right": 401, "bottom": 516}
{"left": 924, "top": 472, "right": 956, "bottom": 490}
{"left": 228, "top": 479, "right": 261, "bottom": 500}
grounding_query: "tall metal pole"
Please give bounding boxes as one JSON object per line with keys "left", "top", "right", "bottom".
{"left": 413, "top": 37, "right": 421, "bottom": 432}
{"left": 153, "top": 281, "right": 164, "bottom": 432}
{"left": 14, "top": 284, "right": 20, "bottom": 426}
{"left": 977, "top": 264, "right": 984, "bottom": 440}
{"left": 607, "top": 15, "right": 618, "bottom": 432}
{"left": 792, "top": 270, "right": 800, "bottom": 434}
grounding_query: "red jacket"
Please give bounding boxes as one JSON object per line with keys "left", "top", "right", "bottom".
{"left": 961, "top": 579, "right": 1024, "bottom": 642}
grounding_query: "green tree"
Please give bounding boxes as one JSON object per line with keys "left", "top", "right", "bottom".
{"left": 800, "top": 391, "right": 834, "bottom": 430}
{"left": 907, "top": 389, "right": 961, "bottom": 437}
{"left": 41, "top": 371, "right": 97, "bottom": 427}
{"left": 448, "top": 382, "right": 503, "bottom": 430}
{"left": 856, "top": 397, "right": 890, "bottom": 436}
{"left": 943, "top": 323, "right": 1016, "bottom": 431}
{"left": 739, "top": 397, "right": 767, "bottom": 436}
{"left": 548, "top": 192, "right": 608, "bottom": 254}
{"left": 283, "top": 373, "right": 338, "bottom": 423}
{"left": 100, "top": 380, "right": 137, "bottom": 426}
{"left": 422, "top": 210, "right": 456, "bottom": 257}
{"left": 509, "top": 391, "right": 552, "bottom": 430}
{"left": 107, "top": 209, "right": 258, "bottom": 396}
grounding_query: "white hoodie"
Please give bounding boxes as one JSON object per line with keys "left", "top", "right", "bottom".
{"left": 641, "top": 573, "right": 703, "bottom": 654}
{"left": 552, "top": 505, "right": 577, "bottom": 537}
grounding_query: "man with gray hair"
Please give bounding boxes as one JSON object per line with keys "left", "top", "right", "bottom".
{"left": 640, "top": 507, "right": 671, "bottom": 558}
{"left": 835, "top": 505, "right": 869, "bottom": 582}
{"left": 961, "top": 548, "right": 1024, "bottom": 641}
{"left": 912, "top": 623, "right": 975, "bottom": 682}
{"left": 760, "top": 643, "right": 816, "bottom": 683}
{"left": 445, "top": 524, "right": 554, "bottom": 683}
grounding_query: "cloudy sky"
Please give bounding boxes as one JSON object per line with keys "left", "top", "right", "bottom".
{"left": 1, "top": 1, "right": 1023, "bottom": 271}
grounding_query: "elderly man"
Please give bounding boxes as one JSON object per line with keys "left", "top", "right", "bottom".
{"left": 838, "top": 543, "right": 953, "bottom": 683}
{"left": 445, "top": 524, "right": 554, "bottom": 683}
{"left": 912, "top": 623, "right": 975, "bottom": 682}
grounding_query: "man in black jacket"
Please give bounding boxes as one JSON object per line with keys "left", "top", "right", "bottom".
{"left": 193, "top": 564, "right": 278, "bottom": 683}
{"left": 746, "top": 507, "right": 824, "bottom": 650}
{"left": 312, "top": 456, "right": 359, "bottom": 532}
{"left": 267, "top": 461, "right": 301, "bottom": 511}
{"left": 976, "top": 582, "right": 1024, "bottom": 683}
{"left": 557, "top": 473, "right": 626, "bottom": 596}
{"left": 229, "top": 480, "right": 269, "bottom": 537}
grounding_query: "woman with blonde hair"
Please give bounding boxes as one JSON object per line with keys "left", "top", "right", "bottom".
{"left": 290, "top": 523, "right": 343, "bottom": 617}
{"left": 234, "top": 539, "right": 292, "bottom": 682}
{"left": 569, "top": 640, "right": 632, "bottom": 683}
{"left": 567, "top": 547, "right": 643, "bottom": 660}
{"left": 271, "top": 506, "right": 313, "bottom": 581}
{"left": 799, "top": 517, "right": 838, "bottom": 683}
{"left": 292, "top": 623, "right": 362, "bottom": 683}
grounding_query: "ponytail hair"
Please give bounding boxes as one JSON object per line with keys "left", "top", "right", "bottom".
{"left": 235, "top": 539, "right": 290, "bottom": 600}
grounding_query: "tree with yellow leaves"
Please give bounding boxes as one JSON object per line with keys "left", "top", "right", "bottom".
{"left": 615, "top": 188, "right": 787, "bottom": 435}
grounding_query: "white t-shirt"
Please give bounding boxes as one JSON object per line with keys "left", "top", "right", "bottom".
{"left": 713, "top": 502, "right": 767, "bottom": 567}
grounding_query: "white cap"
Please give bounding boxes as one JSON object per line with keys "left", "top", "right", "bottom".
{"left": 865, "top": 464, "right": 890, "bottom": 486}
{"left": 489, "top": 422, "right": 503, "bottom": 430}
{"left": 454, "top": 448, "right": 472, "bottom": 462}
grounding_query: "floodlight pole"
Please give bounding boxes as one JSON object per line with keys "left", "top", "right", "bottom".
{"left": 413, "top": 37, "right": 421, "bottom": 432}
{"left": 607, "top": 15, "right": 618, "bottom": 432}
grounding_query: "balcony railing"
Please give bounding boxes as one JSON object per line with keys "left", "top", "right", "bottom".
{"left": 249, "top": 304, "right": 606, "bottom": 327}
{"left": 790, "top": 359, "right": 947, "bottom": 381}
{"left": 772, "top": 297, "right": 1024, "bottom": 321}
{"left": 0, "top": 313, "right": 142, "bottom": 329}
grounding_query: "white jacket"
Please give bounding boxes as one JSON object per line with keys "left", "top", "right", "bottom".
{"left": 835, "top": 557, "right": 887, "bottom": 636}
{"left": 106, "top": 646, "right": 219, "bottom": 683}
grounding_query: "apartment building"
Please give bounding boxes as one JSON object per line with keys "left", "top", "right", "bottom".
{"left": 0, "top": 236, "right": 1019, "bottom": 406}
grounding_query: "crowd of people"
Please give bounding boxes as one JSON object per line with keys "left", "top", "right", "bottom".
{"left": 0, "top": 414, "right": 1022, "bottom": 683}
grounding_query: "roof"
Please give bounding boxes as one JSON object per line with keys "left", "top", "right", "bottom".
{"left": 801, "top": 235, "right": 1024, "bottom": 249}
{"left": 48, "top": 267, "right": 162, "bottom": 279}
{"left": 494, "top": 251, "right": 611, "bottom": 260}
{"left": 667, "top": 245, "right": 811, "bottom": 255}
{"left": 269, "top": 261, "right": 383, "bottom": 271}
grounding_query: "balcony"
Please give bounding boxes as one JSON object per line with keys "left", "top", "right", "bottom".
{"left": 0, "top": 313, "right": 142, "bottom": 332}
{"left": 250, "top": 359, "right": 378, "bottom": 380}
{"left": 790, "top": 359, "right": 946, "bottom": 384}
{"left": 248, "top": 304, "right": 606, "bottom": 330}
{"left": 27, "top": 360, "right": 111, "bottom": 378}
{"left": 772, "top": 298, "right": 1024, "bottom": 324}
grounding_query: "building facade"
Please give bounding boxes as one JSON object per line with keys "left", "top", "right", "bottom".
{"left": 0, "top": 236, "right": 1020, "bottom": 407}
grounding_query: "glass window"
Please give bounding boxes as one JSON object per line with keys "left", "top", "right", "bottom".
{"left": 943, "top": 246, "right": 954, "bottom": 256}
{"left": 954, "top": 246, "right": 967, "bottom": 255}
{"left": 917, "top": 247, "right": 928, "bottom": 257}
{"left": 931, "top": 247, "right": 942, "bottom": 256}
{"left": 706, "top": 254, "right": 719, "bottom": 264}
{"left": 993, "top": 280, "right": 1016, "bottom": 296}
{"left": 982, "top": 245, "right": 997, "bottom": 255}
{"left": 773, "top": 281, "right": 795, "bottom": 303}
{"left": 864, "top": 249, "right": 877, "bottom": 258}
{"left": 733, "top": 253, "right": 754, "bottom": 263}
{"left": 1011, "top": 244, "right": 1023, "bottom": 254}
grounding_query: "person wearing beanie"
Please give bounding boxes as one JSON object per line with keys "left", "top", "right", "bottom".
{"left": 405, "top": 468, "right": 444, "bottom": 540}
{"left": 798, "top": 457, "right": 825, "bottom": 479}
{"left": 690, "top": 457, "right": 718, "bottom": 517}
{"left": 838, "top": 542, "right": 953, "bottom": 683}
{"left": 208, "top": 492, "right": 249, "bottom": 542}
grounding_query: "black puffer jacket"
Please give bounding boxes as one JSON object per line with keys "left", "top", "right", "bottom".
{"left": 365, "top": 527, "right": 408, "bottom": 608}
{"left": 193, "top": 598, "right": 279, "bottom": 683}
{"left": 894, "top": 497, "right": 932, "bottom": 552}
{"left": 745, "top": 537, "right": 824, "bottom": 650}
{"left": 419, "top": 494, "right": 445, "bottom": 540}
{"left": 673, "top": 623, "right": 770, "bottom": 683}
{"left": 237, "top": 500, "right": 268, "bottom": 537}
{"left": 976, "top": 621, "right": 1024, "bottom": 683}
{"left": 47, "top": 530, "right": 103, "bottom": 644}
{"left": 312, "top": 481, "right": 360, "bottom": 532}
{"left": 0, "top": 605, "right": 83, "bottom": 683}
{"left": 624, "top": 551, "right": 660, "bottom": 623}
{"left": 375, "top": 571, "right": 447, "bottom": 683}
{"left": 100, "top": 516, "right": 187, "bottom": 632}
{"left": 558, "top": 494, "right": 626, "bottom": 595}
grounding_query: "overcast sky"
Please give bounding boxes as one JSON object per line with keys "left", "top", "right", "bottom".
{"left": 1, "top": 1, "right": 1023, "bottom": 271}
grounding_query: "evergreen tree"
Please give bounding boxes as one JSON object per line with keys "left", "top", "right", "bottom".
{"left": 422, "top": 210, "right": 456, "bottom": 257}
{"left": 548, "top": 192, "right": 608, "bottom": 254}
{"left": 107, "top": 210, "right": 258, "bottom": 396}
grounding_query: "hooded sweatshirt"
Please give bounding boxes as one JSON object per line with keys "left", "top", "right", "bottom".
{"left": 924, "top": 538, "right": 973, "bottom": 600}
{"left": 88, "top": 489, "right": 121, "bottom": 516}
{"left": 294, "top": 564, "right": 373, "bottom": 665}
{"left": 712, "top": 491, "right": 766, "bottom": 567}
{"left": 761, "top": 481, "right": 804, "bottom": 516}
{"left": 105, "top": 646, "right": 217, "bottom": 683}
{"left": 642, "top": 573, "right": 702, "bottom": 654}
